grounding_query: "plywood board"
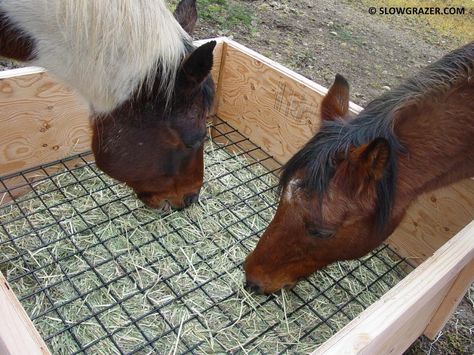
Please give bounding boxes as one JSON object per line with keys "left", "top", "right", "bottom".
{"left": 388, "top": 178, "right": 474, "bottom": 265}
{"left": 0, "top": 272, "right": 50, "bottom": 354}
{"left": 215, "top": 39, "right": 362, "bottom": 165}
{"left": 0, "top": 68, "right": 91, "bottom": 177}
{"left": 424, "top": 258, "right": 474, "bottom": 339}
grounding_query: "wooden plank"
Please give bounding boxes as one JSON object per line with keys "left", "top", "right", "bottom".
{"left": 195, "top": 37, "right": 225, "bottom": 116}
{"left": 215, "top": 39, "right": 361, "bottom": 165}
{"left": 424, "top": 258, "right": 474, "bottom": 339}
{"left": 388, "top": 179, "right": 474, "bottom": 266}
{"left": 194, "top": 37, "right": 224, "bottom": 88}
{"left": 311, "top": 220, "right": 474, "bottom": 355}
{"left": 0, "top": 66, "right": 45, "bottom": 79}
{"left": 0, "top": 272, "right": 50, "bottom": 354}
{"left": 0, "top": 70, "right": 91, "bottom": 177}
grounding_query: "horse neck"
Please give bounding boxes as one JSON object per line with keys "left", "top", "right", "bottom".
{"left": 391, "top": 81, "right": 474, "bottom": 221}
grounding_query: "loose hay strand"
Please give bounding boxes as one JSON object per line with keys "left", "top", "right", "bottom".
{"left": 0, "top": 118, "right": 414, "bottom": 354}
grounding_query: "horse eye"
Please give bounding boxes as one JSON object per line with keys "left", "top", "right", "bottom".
{"left": 307, "top": 228, "right": 333, "bottom": 239}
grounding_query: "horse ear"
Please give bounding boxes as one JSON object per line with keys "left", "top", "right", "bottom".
{"left": 321, "top": 74, "right": 350, "bottom": 121}
{"left": 349, "top": 138, "right": 390, "bottom": 182}
{"left": 174, "top": 0, "right": 197, "bottom": 35}
{"left": 178, "top": 41, "right": 216, "bottom": 89}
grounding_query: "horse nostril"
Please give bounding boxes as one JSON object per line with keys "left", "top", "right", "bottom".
{"left": 245, "top": 280, "right": 262, "bottom": 294}
{"left": 184, "top": 192, "right": 200, "bottom": 207}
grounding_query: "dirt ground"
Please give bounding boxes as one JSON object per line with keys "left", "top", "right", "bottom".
{"left": 192, "top": 0, "right": 473, "bottom": 353}
{"left": 194, "top": 0, "right": 470, "bottom": 106}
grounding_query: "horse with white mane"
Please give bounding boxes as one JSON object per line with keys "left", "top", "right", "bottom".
{"left": 0, "top": 0, "right": 216, "bottom": 210}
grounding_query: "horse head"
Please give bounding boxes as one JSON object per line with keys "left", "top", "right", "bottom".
{"left": 92, "top": 0, "right": 215, "bottom": 210}
{"left": 244, "top": 75, "right": 395, "bottom": 294}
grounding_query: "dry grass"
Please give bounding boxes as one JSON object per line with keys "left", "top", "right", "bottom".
{"left": 0, "top": 125, "right": 411, "bottom": 353}
{"left": 361, "top": 0, "right": 473, "bottom": 45}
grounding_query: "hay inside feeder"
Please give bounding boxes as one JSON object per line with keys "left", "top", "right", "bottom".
{"left": 0, "top": 119, "right": 413, "bottom": 354}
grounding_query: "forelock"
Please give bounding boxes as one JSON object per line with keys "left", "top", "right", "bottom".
{"left": 280, "top": 116, "right": 400, "bottom": 232}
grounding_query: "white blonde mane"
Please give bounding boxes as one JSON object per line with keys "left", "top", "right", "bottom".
{"left": 1, "top": 0, "right": 189, "bottom": 113}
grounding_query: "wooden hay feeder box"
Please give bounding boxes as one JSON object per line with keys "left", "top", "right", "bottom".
{"left": 1, "top": 38, "right": 473, "bottom": 354}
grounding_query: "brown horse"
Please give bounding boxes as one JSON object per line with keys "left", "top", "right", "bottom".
{"left": 0, "top": 0, "right": 215, "bottom": 210}
{"left": 92, "top": 1, "right": 215, "bottom": 210}
{"left": 244, "top": 42, "right": 474, "bottom": 294}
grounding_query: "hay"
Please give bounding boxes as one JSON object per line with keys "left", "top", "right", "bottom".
{"left": 0, "top": 122, "right": 411, "bottom": 354}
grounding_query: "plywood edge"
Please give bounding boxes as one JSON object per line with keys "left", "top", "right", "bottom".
{"left": 0, "top": 272, "right": 50, "bottom": 354}
{"left": 220, "top": 38, "right": 364, "bottom": 115}
{"left": 0, "top": 66, "right": 45, "bottom": 79}
{"left": 423, "top": 258, "right": 474, "bottom": 339}
{"left": 312, "top": 220, "right": 474, "bottom": 355}
{"left": 193, "top": 36, "right": 226, "bottom": 47}
{"left": 0, "top": 38, "right": 225, "bottom": 81}
{"left": 211, "top": 40, "right": 230, "bottom": 127}
{"left": 194, "top": 37, "right": 226, "bottom": 116}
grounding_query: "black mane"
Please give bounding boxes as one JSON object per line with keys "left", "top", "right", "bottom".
{"left": 280, "top": 41, "right": 474, "bottom": 231}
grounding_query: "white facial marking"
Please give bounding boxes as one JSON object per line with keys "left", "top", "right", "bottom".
{"left": 284, "top": 179, "right": 301, "bottom": 202}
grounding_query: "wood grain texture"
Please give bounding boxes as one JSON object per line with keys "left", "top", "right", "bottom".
{"left": 0, "top": 272, "right": 50, "bottom": 355}
{"left": 388, "top": 178, "right": 474, "bottom": 265}
{"left": 0, "top": 66, "right": 45, "bottom": 79}
{"left": 424, "top": 258, "right": 474, "bottom": 339}
{"left": 194, "top": 37, "right": 225, "bottom": 116}
{"left": 215, "top": 39, "right": 362, "bottom": 165}
{"left": 311, "top": 220, "right": 474, "bottom": 355}
{"left": 0, "top": 70, "right": 91, "bottom": 176}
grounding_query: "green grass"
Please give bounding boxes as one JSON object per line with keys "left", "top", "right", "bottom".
{"left": 328, "top": 22, "right": 365, "bottom": 46}
{"left": 168, "top": 0, "right": 255, "bottom": 29}
{"left": 198, "top": 0, "right": 254, "bottom": 28}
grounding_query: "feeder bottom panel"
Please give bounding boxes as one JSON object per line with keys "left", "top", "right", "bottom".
{"left": 0, "top": 118, "right": 413, "bottom": 354}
